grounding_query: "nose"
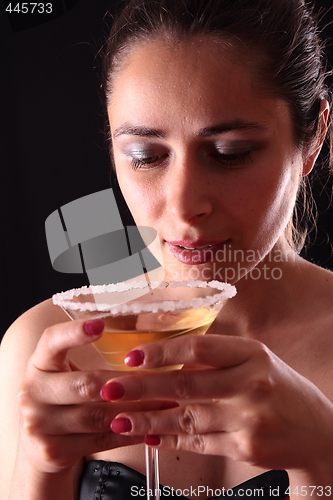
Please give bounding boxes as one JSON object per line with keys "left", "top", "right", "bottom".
{"left": 165, "top": 152, "right": 213, "bottom": 224}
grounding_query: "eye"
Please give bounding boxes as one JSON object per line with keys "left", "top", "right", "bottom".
{"left": 130, "top": 152, "right": 168, "bottom": 170}
{"left": 210, "top": 150, "right": 252, "bottom": 168}
{"left": 208, "top": 142, "right": 256, "bottom": 168}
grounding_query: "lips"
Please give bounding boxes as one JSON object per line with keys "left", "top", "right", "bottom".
{"left": 166, "top": 239, "right": 229, "bottom": 264}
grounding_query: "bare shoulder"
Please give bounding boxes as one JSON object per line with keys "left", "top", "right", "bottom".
{"left": 3, "top": 296, "right": 69, "bottom": 340}
{"left": 303, "top": 258, "right": 333, "bottom": 340}
{"left": 0, "top": 294, "right": 69, "bottom": 374}
{"left": 287, "top": 258, "right": 333, "bottom": 397}
{"left": 293, "top": 256, "right": 333, "bottom": 309}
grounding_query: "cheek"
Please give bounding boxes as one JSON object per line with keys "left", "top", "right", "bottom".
{"left": 117, "top": 174, "right": 160, "bottom": 226}
{"left": 265, "top": 158, "right": 301, "bottom": 217}
{"left": 250, "top": 164, "right": 300, "bottom": 238}
{"left": 224, "top": 159, "right": 300, "bottom": 239}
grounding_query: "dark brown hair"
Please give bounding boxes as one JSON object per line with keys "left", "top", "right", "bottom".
{"left": 102, "top": 0, "right": 332, "bottom": 250}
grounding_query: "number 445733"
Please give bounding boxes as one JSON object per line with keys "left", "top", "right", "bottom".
{"left": 284, "top": 486, "right": 332, "bottom": 497}
{"left": 5, "top": 3, "right": 53, "bottom": 14}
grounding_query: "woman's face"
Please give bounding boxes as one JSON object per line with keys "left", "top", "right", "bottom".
{"left": 108, "top": 38, "right": 307, "bottom": 283}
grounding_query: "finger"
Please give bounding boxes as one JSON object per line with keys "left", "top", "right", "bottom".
{"left": 143, "top": 432, "right": 239, "bottom": 459}
{"left": 20, "top": 365, "right": 180, "bottom": 406}
{"left": 23, "top": 401, "right": 179, "bottom": 435}
{"left": 111, "top": 402, "right": 241, "bottom": 436}
{"left": 20, "top": 368, "right": 137, "bottom": 405}
{"left": 125, "top": 334, "right": 259, "bottom": 370}
{"left": 31, "top": 319, "right": 105, "bottom": 372}
{"left": 144, "top": 430, "right": 282, "bottom": 467}
{"left": 100, "top": 363, "right": 257, "bottom": 402}
{"left": 26, "top": 369, "right": 121, "bottom": 405}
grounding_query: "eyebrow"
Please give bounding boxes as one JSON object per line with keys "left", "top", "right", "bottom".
{"left": 113, "top": 125, "right": 167, "bottom": 139}
{"left": 113, "top": 120, "right": 268, "bottom": 140}
{"left": 195, "top": 121, "right": 268, "bottom": 138}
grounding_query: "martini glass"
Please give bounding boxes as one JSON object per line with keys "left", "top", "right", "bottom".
{"left": 53, "top": 279, "right": 236, "bottom": 500}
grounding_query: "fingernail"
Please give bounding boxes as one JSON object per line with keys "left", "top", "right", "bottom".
{"left": 83, "top": 319, "right": 104, "bottom": 336}
{"left": 160, "top": 401, "right": 179, "bottom": 410}
{"left": 100, "top": 381, "right": 124, "bottom": 401}
{"left": 145, "top": 435, "right": 161, "bottom": 446}
{"left": 111, "top": 417, "right": 132, "bottom": 433}
{"left": 125, "top": 349, "right": 145, "bottom": 367}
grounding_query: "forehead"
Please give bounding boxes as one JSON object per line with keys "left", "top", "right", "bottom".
{"left": 108, "top": 37, "right": 291, "bottom": 137}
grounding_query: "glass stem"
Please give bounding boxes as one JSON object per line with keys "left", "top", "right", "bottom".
{"left": 145, "top": 444, "right": 160, "bottom": 500}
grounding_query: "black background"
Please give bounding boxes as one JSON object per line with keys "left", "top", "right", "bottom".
{"left": 1, "top": 0, "right": 333, "bottom": 339}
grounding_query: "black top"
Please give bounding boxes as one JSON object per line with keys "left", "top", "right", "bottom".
{"left": 79, "top": 461, "right": 289, "bottom": 500}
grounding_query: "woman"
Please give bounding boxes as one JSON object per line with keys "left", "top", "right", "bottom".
{"left": 1, "top": 0, "right": 333, "bottom": 498}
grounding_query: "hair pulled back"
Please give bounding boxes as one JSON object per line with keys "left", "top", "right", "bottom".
{"left": 102, "top": 0, "right": 332, "bottom": 250}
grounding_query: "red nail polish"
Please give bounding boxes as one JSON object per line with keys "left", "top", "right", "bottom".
{"left": 145, "top": 435, "right": 161, "bottom": 446}
{"left": 111, "top": 417, "right": 132, "bottom": 433}
{"left": 100, "top": 381, "right": 124, "bottom": 401}
{"left": 125, "top": 349, "right": 145, "bottom": 367}
{"left": 83, "top": 319, "right": 104, "bottom": 336}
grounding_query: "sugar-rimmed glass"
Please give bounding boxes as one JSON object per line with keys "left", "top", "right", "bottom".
{"left": 53, "top": 279, "right": 236, "bottom": 499}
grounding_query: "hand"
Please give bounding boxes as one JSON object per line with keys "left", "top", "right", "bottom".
{"left": 17, "top": 319, "right": 165, "bottom": 475}
{"left": 102, "top": 334, "right": 333, "bottom": 472}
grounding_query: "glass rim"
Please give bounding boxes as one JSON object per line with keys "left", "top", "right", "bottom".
{"left": 52, "top": 280, "right": 236, "bottom": 316}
